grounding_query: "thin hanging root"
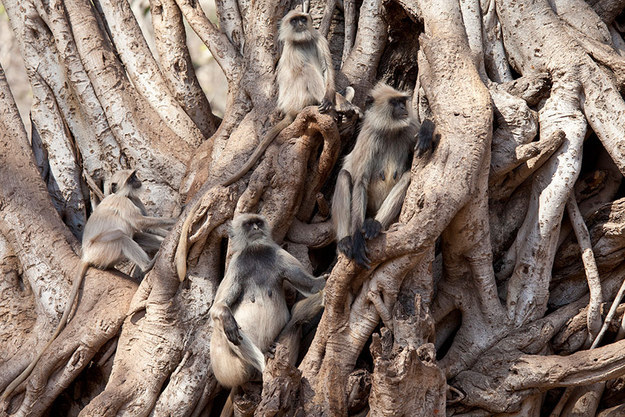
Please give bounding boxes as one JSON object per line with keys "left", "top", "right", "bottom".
{"left": 566, "top": 195, "right": 602, "bottom": 341}
{"left": 175, "top": 199, "right": 202, "bottom": 281}
{"left": 367, "top": 283, "right": 393, "bottom": 331}
{"left": 83, "top": 170, "right": 105, "bottom": 201}
{"left": 590, "top": 278, "right": 625, "bottom": 349}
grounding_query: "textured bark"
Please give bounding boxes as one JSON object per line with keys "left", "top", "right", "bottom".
{"left": 3, "top": 0, "right": 625, "bottom": 415}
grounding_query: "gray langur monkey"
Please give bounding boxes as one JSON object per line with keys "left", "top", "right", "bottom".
{"left": 2, "top": 170, "right": 176, "bottom": 401}
{"left": 210, "top": 213, "right": 325, "bottom": 417}
{"left": 221, "top": 7, "right": 335, "bottom": 187}
{"left": 331, "top": 83, "right": 435, "bottom": 268}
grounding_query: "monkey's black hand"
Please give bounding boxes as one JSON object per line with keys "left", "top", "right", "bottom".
{"left": 318, "top": 97, "right": 333, "bottom": 114}
{"left": 266, "top": 343, "right": 277, "bottom": 359}
{"left": 416, "top": 118, "right": 436, "bottom": 157}
{"left": 337, "top": 236, "right": 353, "bottom": 258}
{"left": 362, "top": 218, "right": 382, "bottom": 240}
{"left": 222, "top": 312, "right": 242, "bottom": 346}
{"left": 351, "top": 232, "right": 371, "bottom": 269}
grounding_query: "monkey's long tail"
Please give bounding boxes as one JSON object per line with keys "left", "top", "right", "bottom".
{"left": 2, "top": 261, "right": 89, "bottom": 401}
{"left": 220, "top": 391, "right": 235, "bottom": 417}
{"left": 221, "top": 114, "right": 295, "bottom": 187}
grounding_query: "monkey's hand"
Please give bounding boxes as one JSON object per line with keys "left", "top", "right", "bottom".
{"left": 363, "top": 219, "right": 382, "bottom": 240}
{"left": 416, "top": 118, "right": 436, "bottom": 157}
{"left": 351, "top": 232, "right": 371, "bottom": 269}
{"left": 222, "top": 311, "right": 242, "bottom": 346}
{"left": 337, "top": 236, "right": 353, "bottom": 259}
{"left": 266, "top": 343, "right": 277, "bottom": 359}
{"left": 318, "top": 97, "right": 333, "bottom": 114}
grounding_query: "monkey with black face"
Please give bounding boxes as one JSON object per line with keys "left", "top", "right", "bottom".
{"left": 221, "top": 7, "right": 335, "bottom": 187}
{"left": 2, "top": 170, "right": 176, "bottom": 400}
{"left": 210, "top": 213, "right": 325, "bottom": 416}
{"left": 332, "top": 83, "right": 434, "bottom": 267}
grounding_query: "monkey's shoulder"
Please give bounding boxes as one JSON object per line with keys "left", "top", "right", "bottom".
{"left": 97, "top": 195, "right": 143, "bottom": 215}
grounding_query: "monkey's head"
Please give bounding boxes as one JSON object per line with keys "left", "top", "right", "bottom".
{"left": 109, "top": 169, "right": 142, "bottom": 196}
{"left": 367, "top": 82, "right": 414, "bottom": 131}
{"left": 280, "top": 10, "right": 314, "bottom": 43}
{"left": 230, "top": 213, "right": 272, "bottom": 252}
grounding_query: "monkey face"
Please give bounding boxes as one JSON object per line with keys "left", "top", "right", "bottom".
{"left": 232, "top": 214, "right": 270, "bottom": 244}
{"left": 390, "top": 97, "right": 409, "bottom": 120}
{"left": 289, "top": 15, "right": 309, "bottom": 32}
{"left": 280, "top": 10, "right": 314, "bottom": 43}
{"left": 128, "top": 171, "right": 142, "bottom": 189}
{"left": 244, "top": 217, "right": 267, "bottom": 240}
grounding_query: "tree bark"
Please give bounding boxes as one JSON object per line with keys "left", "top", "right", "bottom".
{"left": 3, "top": 0, "right": 625, "bottom": 415}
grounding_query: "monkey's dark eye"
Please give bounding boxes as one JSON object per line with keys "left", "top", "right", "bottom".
{"left": 290, "top": 16, "right": 308, "bottom": 27}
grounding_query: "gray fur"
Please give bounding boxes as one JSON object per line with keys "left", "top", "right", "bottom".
{"left": 332, "top": 83, "right": 417, "bottom": 265}
{"left": 210, "top": 213, "right": 325, "bottom": 412}
{"left": 2, "top": 170, "right": 174, "bottom": 401}
{"left": 332, "top": 170, "right": 353, "bottom": 240}
{"left": 221, "top": 9, "right": 335, "bottom": 187}
{"left": 277, "top": 10, "right": 335, "bottom": 114}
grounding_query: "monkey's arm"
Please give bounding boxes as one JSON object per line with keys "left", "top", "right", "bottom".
{"left": 318, "top": 37, "right": 335, "bottom": 113}
{"left": 371, "top": 171, "right": 411, "bottom": 233}
{"left": 279, "top": 250, "right": 326, "bottom": 296}
{"left": 137, "top": 215, "right": 177, "bottom": 229}
{"left": 211, "top": 275, "right": 245, "bottom": 346}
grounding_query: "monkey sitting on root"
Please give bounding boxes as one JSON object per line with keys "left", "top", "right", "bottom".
{"left": 2, "top": 170, "right": 176, "bottom": 401}
{"left": 210, "top": 213, "right": 326, "bottom": 417}
{"left": 332, "top": 82, "right": 436, "bottom": 268}
{"left": 221, "top": 5, "right": 335, "bottom": 187}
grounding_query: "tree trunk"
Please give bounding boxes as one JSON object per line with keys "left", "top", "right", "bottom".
{"left": 2, "top": 0, "right": 625, "bottom": 416}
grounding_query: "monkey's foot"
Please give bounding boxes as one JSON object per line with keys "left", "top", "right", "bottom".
{"left": 318, "top": 98, "right": 333, "bottom": 113}
{"left": 363, "top": 219, "right": 382, "bottom": 239}
{"left": 351, "top": 232, "right": 371, "bottom": 269}
{"left": 337, "top": 236, "right": 353, "bottom": 258}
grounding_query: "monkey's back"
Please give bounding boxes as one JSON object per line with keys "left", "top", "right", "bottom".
{"left": 81, "top": 194, "right": 143, "bottom": 268}
{"left": 277, "top": 41, "right": 326, "bottom": 114}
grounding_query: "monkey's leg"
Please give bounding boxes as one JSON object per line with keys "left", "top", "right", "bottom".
{"left": 133, "top": 231, "right": 164, "bottom": 253}
{"left": 212, "top": 304, "right": 266, "bottom": 373}
{"left": 120, "top": 236, "right": 152, "bottom": 272}
{"left": 350, "top": 178, "right": 370, "bottom": 267}
{"left": 147, "top": 227, "right": 170, "bottom": 237}
{"left": 370, "top": 171, "right": 411, "bottom": 237}
{"left": 332, "top": 169, "right": 353, "bottom": 257}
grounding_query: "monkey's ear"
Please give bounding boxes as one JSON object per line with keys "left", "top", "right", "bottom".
{"left": 344, "top": 86, "right": 355, "bottom": 103}
{"left": 364, "top": 95, "right": 374, "bottom": 110}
